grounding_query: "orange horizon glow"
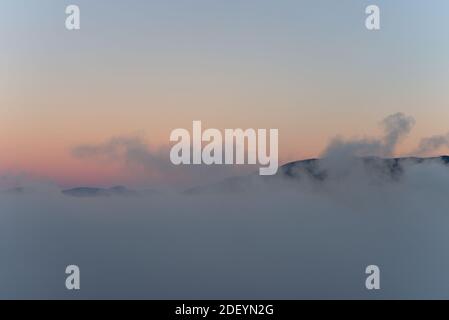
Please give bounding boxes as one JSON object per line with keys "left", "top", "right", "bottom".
{"left": 2, "top": 1, "right": 449, "bottom": 187}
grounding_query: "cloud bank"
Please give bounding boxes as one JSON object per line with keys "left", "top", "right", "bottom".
{"left": 2, "top": 112, "right": 448, "bottom": 299}
{"left": 2, "top": 157, "right": 449, "bottom": 299}
{"left": 322, "top": 112, "right": 415, "bottom": 160}
{"left": 415, "top": 133, "right": 449, "bottom": 155}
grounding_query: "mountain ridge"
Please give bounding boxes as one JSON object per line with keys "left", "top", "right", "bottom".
{"left": 62, "top": 186, "right": 138, "bottom": 198}
{"left": 184, "top": 155, "right": 449, "bottom": 194}
{"left": 7, "top": 156, "right": 446, "bottom": 197}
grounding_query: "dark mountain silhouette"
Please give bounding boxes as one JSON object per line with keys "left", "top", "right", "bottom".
{"left": 58, "top": 156, "right": 449, "bottom": 196}
{"left": 280, "top": 156, "right": 449, "bottom": 180}
{"left": 62, "top": 186, "right": 138, "bottom": 198}
{"left": 185, "top": 156, "right": 449, "bottom": 194}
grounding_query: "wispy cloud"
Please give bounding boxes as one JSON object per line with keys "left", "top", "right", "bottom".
{"left": 415, "top": 133, "right": 449, "bottom": 155}
{"left": 72, "top": 135, "right": 169, "bottom": 173}
{"left": 71, "top": 135, "right": 249, "bottom": 188}
{"left": 322, "top": 112, "right": 415, "bottom": 159}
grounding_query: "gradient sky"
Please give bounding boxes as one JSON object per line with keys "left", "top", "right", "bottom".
{"left": 1, "top": 0, "right": 449, "bottom": 187}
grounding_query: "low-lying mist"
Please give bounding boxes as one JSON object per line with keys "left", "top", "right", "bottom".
{"left": 2, "top": 112, "right": 449, "bottom": 299}
{"left": 1, "top": 157, "right": 449, "bottom": 299}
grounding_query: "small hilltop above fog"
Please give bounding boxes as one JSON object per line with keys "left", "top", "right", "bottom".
{"left": 61, "top": 186, "right": 138, "bottom": 198}
{"left": 6, "top": 156, "right": 446, "bottom": 197}
{"left": 184, "top": 156, "right": 449, "bottom": 194}
{"left": 279, "top": 156, "right": 449, "bottom": 180}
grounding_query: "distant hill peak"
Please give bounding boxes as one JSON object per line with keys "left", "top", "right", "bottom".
{"left": 185, "top": 156, "right": 449, "bottom": 194}
{"left": 62, "top": 186, "right": 137, "bottom": 198}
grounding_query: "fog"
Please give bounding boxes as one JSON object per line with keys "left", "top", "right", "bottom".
{"left": 2, "top": 113, "right": 449, "bottom": 299}
{"left": 2, "top": 158, "right": 449, "bottom": 299}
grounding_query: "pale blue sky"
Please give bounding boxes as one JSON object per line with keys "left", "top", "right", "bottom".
{"left": 1, "top": 0, "right": 449, "bottom": 184}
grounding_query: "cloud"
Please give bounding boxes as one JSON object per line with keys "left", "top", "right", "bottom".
{"left": 70, "top": 113, "right": 421, "bottom": 188}
{"left": 2, "top": 158, "right": 449, "bottom": 299}
{"left": 3, "top": 112, "right": 449, "bottom": 299}
{"left": 415, "top": 133, "right": 449, "bottom": 155}
{"left": 319, "top": 113, "right": 415, "bottom": 179}
{"left": 72, "top": 135, "right": 169, "bottom": 172}
{"left": 381, "top": 112, "right": 415, "bottom": 155}
{"left": 71, "top": 135, "right": 250, "bottom": 188}
{"left": 322, "top": 112, "right": 415, "bottom": 159}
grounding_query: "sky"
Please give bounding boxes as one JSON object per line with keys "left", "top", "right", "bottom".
{"left": 1, "top": 0, "right": 449, "bottom": 187}
{"left": 2, "top": 1, "right": 449, "bottom": 300}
